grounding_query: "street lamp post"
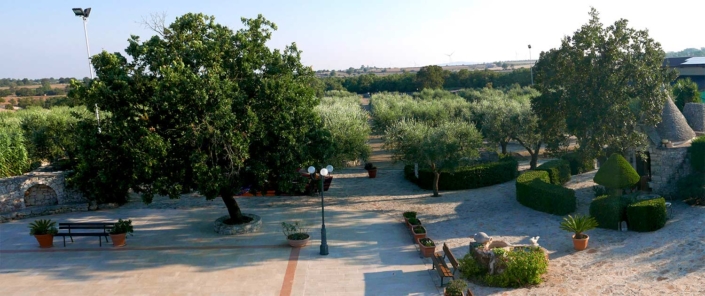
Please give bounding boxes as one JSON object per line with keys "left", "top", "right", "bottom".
{"left": 308, "top": 165, "right": 333, "bottom": 256}
{"left": 72, "top": 7, "right": 101, "bottom": 133}
{"left": 528, "top": 44, "right": 534, "bottom": 85}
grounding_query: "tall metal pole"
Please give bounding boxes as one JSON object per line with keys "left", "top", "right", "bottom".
{"left": 528, "top": 44, "right": 534, "bottom": 85}
{"left": 319, "top": 174, "right": 329, "bottom": 255}
{"left": 81, "top": 15, "right": 101, "bottom": 133}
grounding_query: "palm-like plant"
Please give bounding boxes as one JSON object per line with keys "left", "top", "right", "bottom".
{"left": 559, "top": 214, "right": 598, "bottom": 239}
{"left": 29, "top": 219, "right": 58, "bottom": 235}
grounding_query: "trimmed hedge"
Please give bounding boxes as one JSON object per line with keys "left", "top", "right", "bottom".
{"left": 626, "top": 197, "right": 667, "bottom": 232}
{"left": 589, "top": 195, "right": 625, "bottom": 230}
{"left": 404, "top": 157, "right": 518, "bottom": 190}
{"left": 593, "top": 153, "right": 640, "bottom": 190}
{"left": 561, "top": 152, "right": 595, "bottom": 175}
{"left": 516, "top": 170, "right": 576, "bottom": 215}
{"left": 536, "top": 159, "right": 571, "bottom": 185}
{"left": 691, "top": 136, "right": 705, "bottom": 173}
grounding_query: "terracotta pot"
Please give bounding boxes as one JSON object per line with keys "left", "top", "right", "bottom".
{"left": 34, "top": 234, "right": 54, "bottom": 248}
{"left": 287, "top": 236, "right": 310, "bottom": 248}
{"left": 572, "top": 234, "right": 589, "bottom": 251}
{"left": 367, "top": 168, "right": 377, "bottom": 178}
{"left": 411, "top": 226, "right": 427, "bottom": 244}
{"left": 110, "top": 233, "right": 127, "bottom": 247}
{"left": 417, "top": 238, "right": 435, "bottom": 257}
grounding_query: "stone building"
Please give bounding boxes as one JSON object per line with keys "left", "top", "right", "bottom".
{"left": 0, "top": 171, "right": 88, "bottom": 222}
{"left": 631, "top": 97, "right": 701, "bottom": 195}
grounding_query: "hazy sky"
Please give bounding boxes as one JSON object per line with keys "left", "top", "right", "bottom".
{"left": 1, "top": 0, "right": 704, "bottom": 79}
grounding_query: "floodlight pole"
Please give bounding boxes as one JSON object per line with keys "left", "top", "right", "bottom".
{"left": 81, "top": 17, "right": 93, "bottom": 80}
{"left": 528, "top": 44, "right": 534, "bottom": 85}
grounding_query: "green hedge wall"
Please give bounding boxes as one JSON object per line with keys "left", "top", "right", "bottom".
{"left": 536, "top": 159, "right": 571, "bottom": 185}
{"left": 561, "top": 152, "right": 595, "bottom": 175}
{"left": 404, "top": 157, "right": 518, "bottom": 190}
{"left": 626, "top": 198, "right": 667, "bottom": 232}
{"left": 691, "top": 136, "right": 705, "bottom": 173}
{"left": 516, "top": 170, "right": 576, "bottom": 215}
{"left": 589, "top": 195, "right": 625, "bottom": 230}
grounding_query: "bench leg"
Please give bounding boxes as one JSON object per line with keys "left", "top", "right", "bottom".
{"left": 63, "top": 236, "right": 66, "bottom": 247}
{"left": 99, "top": 236, "right": 102, "bottom": 247}
{"left": 69, "top": 235, "right": 74, "bottom": 243}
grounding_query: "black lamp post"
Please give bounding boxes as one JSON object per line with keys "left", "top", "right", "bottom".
{"left": 308, "top": 165, "right": 333, "bottom": 255}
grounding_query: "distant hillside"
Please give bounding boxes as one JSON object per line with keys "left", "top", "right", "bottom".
{"left": 666, "top": 47, "right": 705, "bottom": 58}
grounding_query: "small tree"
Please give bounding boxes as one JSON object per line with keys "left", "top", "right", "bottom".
{"left": 384, "top": 120, "right": 483, "bottom": 197}
{"left": 593, "top": 153, "right": 640, "bottom": 195}
{"left": 672, "top": 78, "right": 701, "bottom": 111}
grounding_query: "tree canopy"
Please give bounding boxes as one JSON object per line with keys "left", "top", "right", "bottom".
{"left": 532, "top": 8, "right": 678, "bottom": 158}
{"left": 70, "top": 13, "right": 328, "bottom": 223}
{"left": 415, "top": 65, "right": 446, "bottom": 90}
{"left": 672, "top": 78, "right": 701, "bottom": 111}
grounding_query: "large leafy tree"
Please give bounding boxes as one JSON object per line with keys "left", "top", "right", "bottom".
{"left": 415, "top": 65, "right": 446, "bottom": 90}
{"left": 672, "top": 78, "right": 701, "bottom": 111}
{"left": 384, "top": 120, "right": 482, "bottom": 197}
{"left": 532, "top": 8, "right": 678, "bottom": 158}
{"left": 70, "top": 13, "right": 327, "bottom": 223}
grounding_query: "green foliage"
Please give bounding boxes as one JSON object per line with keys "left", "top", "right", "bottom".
{"left": 589, "top": 195, "right": 626, "bottom": 230}
{"left": 459, "top": 253, "right": 487, "bottom": 279}
{"left": 0, "top": 115, "right": 29, "bottom": 177}
{"left": 404, "top": 157, "right": 518, "bottom": 190}
{"left": 316, "top": 94, "right": 371, "bottom": 167}
{"left": 385, "top": 119, "right": 483, "bottom": 196}
{"left": 408, "top": 217, "right": 421, "bottom": 226}
{"left": 460, "top": 248, "right": 548, "bottom": 288}
{"left": 666, "top": 47, "right": 705, "bottom": 57}
{"left": 110, "top": 219, "right": 134, "bottom": 236}
{"left": 559, "top": 214, "right": 598, "bottom": 238}
{"left": 516, "top": 170, "right": 576, "bottom": 215}
{"left": 415, "top": 65, "right": 446, "bottom": 90}
{"left": 533, "top": 8, "right": 678, "bottom": 158}
{"left": 536, "top": 159, "right": 571, "bottom": 185}
{"left": 403, "top": 211, "right": 417, "bottom": 219}
{"left": 364, "top": 162, "right": 376, "bottom": 170}
{"left": 413, "top": 226, "right": 426, "bottom": 234}
{"left": 69, "top": 14, "right": 325, "bottom": 221}
{"left": 678, "top": 172, "right": 705, "bottom": 204}
{"left": 691, "top": 136, "right": 705, "bottom": 173}
{"left": 370, "top": 92, "right": 472, "bottom": 133}
{"left": 626, "top": 198, "right": 667, "bottom": 232}
{"left": 445, "top": 279, "right": 467, "bottom": 296}
{"left": 16, "top": 106, "right": 89, "bottom": 164}
{"left": 419, "top": 238, "right": 434, "bottom": 247}
{"left": 593, "top": 153, "right": 640, "bottom": 190}
{"left": 281, "top": 221, "right": 309, "bottom": 240}
{"left": 29, "top": 219, "right": 58, "bottom": 235}
{"left": 672, "top": 78, "right": 701, "bottom": 111}
{"left": 561, "top": 152, "right": 595, "bottom": 175}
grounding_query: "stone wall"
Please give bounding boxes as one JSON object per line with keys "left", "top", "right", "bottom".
{"left": 0, "top": 171, "right": 86, "bottom": 214}
{"left": 648, "top": 145, "right": 691, "bottom": 196}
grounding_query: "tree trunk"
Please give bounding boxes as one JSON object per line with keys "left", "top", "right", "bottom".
{"left": 500, "top": 141, "right": 508, "bottom": 155}
{"left": 220, "top": 189, "right": 245, "bottom": 223}
{"left": 530, "top": 152, "right": 538, "bottom": 169}
{"left": 433, "top": 171, "right": 440, "bottom": 197}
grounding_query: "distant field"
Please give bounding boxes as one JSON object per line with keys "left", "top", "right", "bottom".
{"left": 0, "top": 83, "right": 68, "bottom": 90}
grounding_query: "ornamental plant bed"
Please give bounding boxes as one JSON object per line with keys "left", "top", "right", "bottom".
{"left": 417, "top": 237, "right": 435, "bottom": 257}
{"left": 407, "top": 217, "right": 422, "bottom": 231}
{"left": 411, "top": 225, "right": 426, "bottom": 243}
{"left": 403, "top": 211, "right": 417, "bottom": 227}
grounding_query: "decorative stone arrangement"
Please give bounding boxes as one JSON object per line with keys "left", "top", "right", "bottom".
{"left": 469, "top": 234, "right": 549, "bottom": 276}
{"left": 213, "top": 213, "right": 262, "bottom": 235}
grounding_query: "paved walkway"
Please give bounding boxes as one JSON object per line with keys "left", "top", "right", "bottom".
{"left": 0, "top": 200, "right": 439, "bottom": 296}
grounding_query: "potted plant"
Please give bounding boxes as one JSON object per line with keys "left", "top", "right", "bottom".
{"left": 559, "top": 214, "right": 598, "bottom": 251}
{"left": 445, "top": 279, "right": 467, "bottom": 296}
{"left": 29, "top": 219, "right": 58, "bottom": 248}
{"left": 403, "top": 211, "right": 417, "bottom": 227}
{"left": 412, "top": 225, "right": 427, "bottom": 244}
{"left": 407, "top": 217, "right": 422, "bottom": 231}
{"left": 364, "top": 162, "right": 377, "bottom": 178}
{"left": 110, "top": 219, "right": 134, "bottom": 247}
{"left": 417, "top": 237, "right": 435, "bottom": 257}
{"left": 282, "top": 221, "right": 310, "bottom": 248}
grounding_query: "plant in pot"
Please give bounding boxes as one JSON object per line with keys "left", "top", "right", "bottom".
{"left": 364, "top": 162, "right": 378, "bottom": 178}
{"left": 29, "top": 219, "right": 58, "bottom": 248}
{"left": 559, "top": 214, "right": 598, "bottom": 251}
{"left": 403, "top": 211, "right": 417, "bottom": 227}
{"left": 412, "top": 225, "right": 427, "bottom": 243}
{"left": 110, "top": 219, "right": 134, "bottom": 247}
{"left": 417, "top": 237, "right": 435, "bottom": 257}
{"left": 444, "top": 279, "right": 467, "bottom": 296}
{"left": 282, "top": 221, "right": 310, "bottom": 248}
{"left": 407, "top": 217, "right": 422, "bottom": 231}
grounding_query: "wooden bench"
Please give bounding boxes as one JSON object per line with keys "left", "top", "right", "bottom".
{"left": 56, "top": 222, "right": 115, "bottom": 247}
{"left": 431, "top": 243, "right": 459, "bottom": 286}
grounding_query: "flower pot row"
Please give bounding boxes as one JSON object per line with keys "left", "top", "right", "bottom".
{"left": 403, "top": 211, "right": 436, "bottom": 257}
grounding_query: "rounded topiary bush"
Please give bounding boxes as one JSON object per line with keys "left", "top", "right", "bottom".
{"left": 589, "top": 195, "right": 624, "bottom": 230}
{"left": 691, "top": 136, "right": 705, "bottom": 173}
{"left": 626, "top": 198, "right": 667, "bottom": 232}
{"left": 593, "top": 153, "right": 640, "bottom": 191}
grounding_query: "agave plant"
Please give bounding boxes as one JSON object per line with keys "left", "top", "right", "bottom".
{"left": 29, "top": 219, "right": 58, "bottom": 235}
{"left": 559, "top": 214, "right": 598, "bottom": 239}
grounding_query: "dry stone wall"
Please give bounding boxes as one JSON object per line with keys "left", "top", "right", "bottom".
{"left": 0, "top": 171, "right": 88, "bottom": 222}
{"left": 648, "top": 146, "right": 692, "bottom": 196}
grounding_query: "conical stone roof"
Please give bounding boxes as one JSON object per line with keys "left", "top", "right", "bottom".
{"left": 683, "top": 102, "right": 705, "bottom": 132}
{"left": 656, "top": 96, "right": 696, "bottom": 142}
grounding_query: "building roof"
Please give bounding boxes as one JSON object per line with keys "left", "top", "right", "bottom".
{"left": 681, "top": 57, "right": 705, "bottom": 65}
{"left": 683, "top": 103, "right": 705, "bottom": 132}
{"left": 664, "top": 57, "right": 705, "bottom": 67}
{"left": 654, "top": 96, "right": 696, "bottom": 143}
{"left": 664, "top": 57, "right": 690, "bottom": 67}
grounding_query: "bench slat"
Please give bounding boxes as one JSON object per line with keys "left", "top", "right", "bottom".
{"left": 55, "top": 233, "right": 109, "bottom": 236}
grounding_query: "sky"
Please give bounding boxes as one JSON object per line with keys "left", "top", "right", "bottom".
{"left": 1, "top": 0, "right": 704, "bottom": 79}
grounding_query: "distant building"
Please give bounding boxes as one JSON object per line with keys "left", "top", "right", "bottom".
{"left": 664, "top": 57, "right": 705, "bottom": 91}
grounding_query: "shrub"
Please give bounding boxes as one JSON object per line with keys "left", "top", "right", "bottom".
{"left": 559, "top": 214, "right": 598, "bottom": 239}
{"left": 593, "top": 153, "right": 640, "bottom": 192}
{"left": 536, "top": 159, "right": 571, "bottom": 185}
{"left": 445, "top": 279, "right": 467, "bottom": 296}
{"left": 404, "top": 156, "right": 518, "bottom": 190}
{"left": 592, "top": 185, "right": 608, "bottom": 197}
{"left": 678, "top": 172, "right": 705, "bottom": 204}
{"left": 403, "top": 211, "right": 417, "bottom": 219}
{"left": 691, "top": 136, "right": 705, "bottom": 173}
{"left": 459, "top": 247, "right": 548, "bottom": 288}
{"left": 408, "top": 218, "right": 421, "bottom": 226}
{"left": 516, "top": 170, "right": 576, "bottom": 215}
{"left": 459, "top": 253, "right": 487, "bottom": 280}
{"left": 561, "top": 152, "right": 594, "bottom": 175}
{"left": 413, "top": 226, "right": 426, "bottom": 234}
{"left": 0, "top": 114, "right": 30, "bottom": 177}
{"left": 589, "top": 195, "right": 624, "bottom": 230}
{"left": 316, "top": 95, "right": 371, "bottom": 167}
{"left": 626, "top": 198, "right": 667, "bottom": 232}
